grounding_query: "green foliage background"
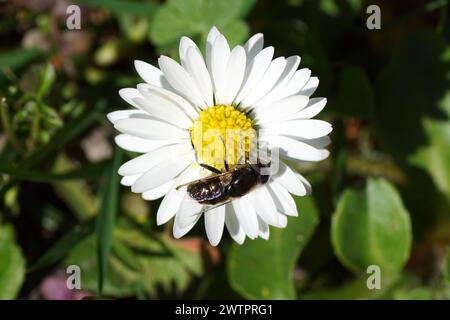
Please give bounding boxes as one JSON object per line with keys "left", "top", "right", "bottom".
{"left": 0, "top": 0, "right": 449, "bottom": 300}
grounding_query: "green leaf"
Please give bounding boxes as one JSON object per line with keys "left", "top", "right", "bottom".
{"left": 331, "top": 67, "right": 375, "bottom": 118}
{"left": 75, "top": 0, "right": 158, "bottom": 18}
{"left": 29, "top": 219, "right": 95, "bottom": 272}
{"left": 331, "top": 178, "right": 412, "bottom": 274}
{"left": 409, "top": 91, "right": 450, "bottom": 204}
{"left": 138, "top": 248, "right": 199, "bottom": 295}
{"left": 149, "top": 0, "right": 254, "bottom": 54}
{"left": 0, "top": 224, "right": 26, "bottom": 299}
{"left": 96, "top": 147, "right": 123, "bottom": 295}
{"left": 386, "top": 273, "right": 436, "bottom": 300}
{"left": 113, "top": 226, "right": 204, "bottom": 296}
{"left": 65, "top": 236, "right": 139, "bottom": 297}
{"left": 65, "top": 222, "right": 204, "bottom": 298}
{"left": 228, "top": 196, "right": 319, "bottom": 299}
{"left": 376, "top": 32, "right": 449, "bottom": 160}
{"left": 115, "top": 229, "right": 204, "bottom": 297}
{"left": 376, "top": 32, "right": 450, "bottom": 228}
{"left": 164, "top": 237, "right": 204, "bottom": 276}
{"left": 301, "top": 274, "right": 398, "bottom": 300}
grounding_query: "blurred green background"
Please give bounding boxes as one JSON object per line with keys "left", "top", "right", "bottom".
{"left": 0, "top": 0, "right": 449, "bottom": 300}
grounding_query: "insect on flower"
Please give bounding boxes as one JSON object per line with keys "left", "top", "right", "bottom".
{"left": 108, "top": 26, "right": 332, "bottom": 246}
{"left": 177, "top": 160, "right": 271, "bottom": 208}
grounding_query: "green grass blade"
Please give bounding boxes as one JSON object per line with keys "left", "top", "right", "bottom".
{"left": 96, "top": 147, "right": 123, "bottom": 295}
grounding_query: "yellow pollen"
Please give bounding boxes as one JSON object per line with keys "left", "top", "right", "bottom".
{"left": 190, "top": 105, "right": 256, "bottom": 170}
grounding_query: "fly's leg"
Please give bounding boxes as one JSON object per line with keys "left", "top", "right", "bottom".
{"left": 199, "top": 163, "right": 222, "bottom": 174}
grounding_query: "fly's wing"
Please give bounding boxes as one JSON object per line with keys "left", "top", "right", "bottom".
{"left": 175, "top": 171, "right": 234, "bottom": 191}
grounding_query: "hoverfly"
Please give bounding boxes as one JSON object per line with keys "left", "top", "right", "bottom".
{"left": 176, "top": 161, "right": 271, "bottom": 208}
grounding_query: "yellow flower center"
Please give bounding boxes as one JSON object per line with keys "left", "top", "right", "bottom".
{"left": 190, "top": 105, "right": 256, "bottom": 171}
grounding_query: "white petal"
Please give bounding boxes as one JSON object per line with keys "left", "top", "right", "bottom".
{"left": 206, "top": 26, "right": 221, "bottom": 73}
{"left": 225, "top": 203, "right": 246, "bottom": 244}
{"left": 204, "top": 205, "right": 225, "bottom": 246}
{"left": 142, "top": 179, "right": 174, "bottom": 200}
{"left": 232, "top": 196, "right": 259, "bottom": 239}
{"left": 274, "top": 212, "right": 288, "bottom": 228}
{"left": 131, "top": 153, "right": 194, "bottom": 193}
{"left": 260, "top": 119, "right": 333, "bottom": 139}
{"left": 257, "top": 216, "right": 270, "bottom": 240}
{"left": 119, "top": 144, "right": 191, "bottom": 176}
{"left": 158, "top": 55, "right": 206, "bottom": 108}
{"left": 272, "top": 161, "right": 306, "bottom": 196}
{"left": 115, "top": 134, "right": 178, "bottom": 153}
{"left": 258, "top": 186, "right": 287, "bottom": 228}
{"left": 296, "top": 172, "right": 312, "bottom": 195}
{"left": 156, "top": 166, "right": 201, "bottom": 225}
{"left": 297, "top": 136, "right": 331, "bottom": 149}
{"left": 119, "top": 88, "right": 143, "bottom": 109}
{"left": 132, "top": 97, "right": 191, "bottom": 129}
{"left": 211, "top": 34, "right": 231, "bottom": 105}
{"left": 121, "top": 174, "right": 140, "bottom": 186}
{"left": 134, "top": 60, "right": 166, "bottom": 87}
{"left": 272, "top": 68, "right": 311, "bottom": 102}
{"left": 175, "top": 197, "right": 204, "bottom": 228}
{"left": 234, "top": 46, "right": 274, "bottom": 103}
{"left": 114, "top": 118, "right": 189, "bottom": 140}
{"left": 185, "top": 47, "right": 214, "bottom": 106}
{"left": 179, "top": 36, "right": 197, "bottom": 66}
{"left": 291, "top": 97, "right": 327, "bottom": 119}
{"left": 136, "top": 84, "right": 193, "bottom": 128}
{"left": 244, "top": 33, "right": 264, "bottom": 60}
{"left": 254, "top": 95, "right": 309, "bottom": 125}
{"left": 266, "top": 181, "right": 298, "bottom": 216}
{"left": 248, "top": 187, "right": 278, "bottom": 226}
{"left": 173, "top": 203, "right": 202, "bottom": 239}
{"left": 137, "top": 83, "right": 198, "bottom": 118}
{"left": 223, "top": 45, "right": 246, "bottom": 105}
{"left": 254, "top": 55, "right": 301, "bottom": 107}
{"left": 173, "top": 218, "right": 200, "bottom": 239}
{"left": 107, "top": 109, "right": 147, "bottom": 123}
{"left": 240, "top": 57, "right": 286, "bottom": 108}
{"left": 261, "top": 135, "right": 329, "bottom": 161}
{"left": 300, "top": 76, "right": 319, "bottom": 96}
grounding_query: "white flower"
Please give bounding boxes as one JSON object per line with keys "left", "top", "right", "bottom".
{"left": 107, "top": 26, "right": 332, "bottom": 246}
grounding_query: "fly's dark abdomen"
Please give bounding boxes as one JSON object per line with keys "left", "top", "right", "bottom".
{"left": 227, "top": 167, "right": 258, "bottom": 198}
{"left": 187, "top": 180, "right": 227, "bottom": 204}
{"left": 181, "top": 162, "right": 271, "bottom": 206}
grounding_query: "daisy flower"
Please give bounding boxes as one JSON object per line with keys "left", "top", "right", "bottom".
{"left": 107, "top": 26, "right": 332, "bottom": 246}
